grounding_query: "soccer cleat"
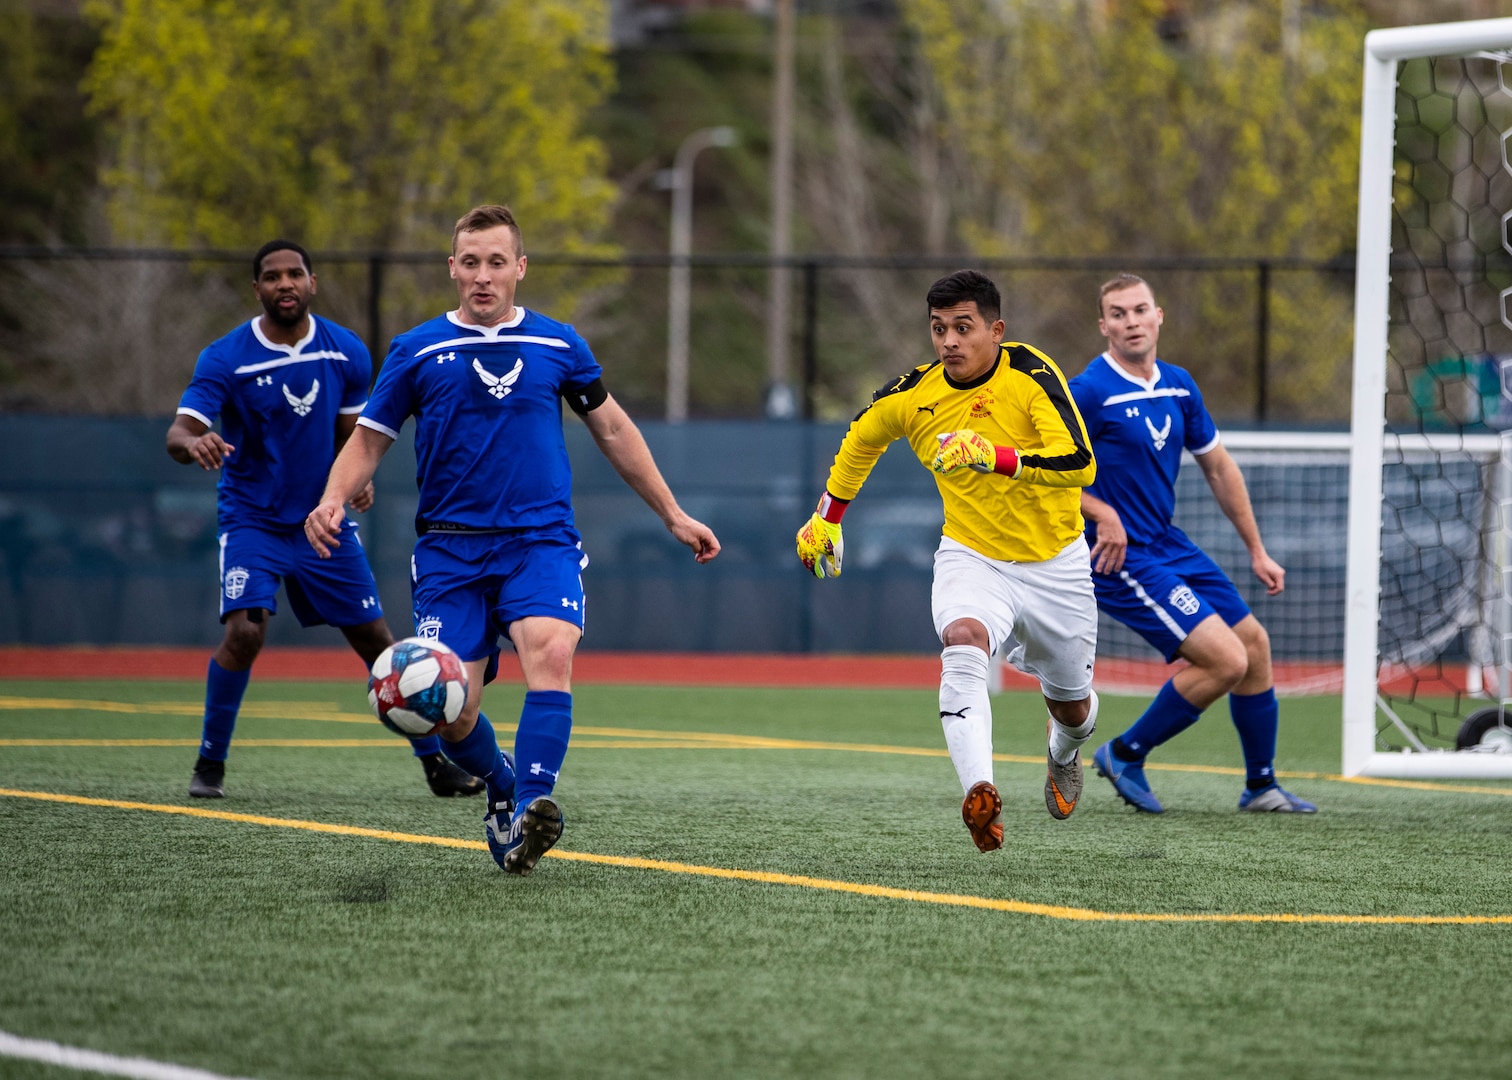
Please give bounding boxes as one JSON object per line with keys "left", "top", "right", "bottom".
{"left": 1044, "top": 749, "right": 1082, "bottom": 820}
{"left": 1092, "top": 742, "right": 1164, "bottom": 814}
{"left": 499, "top": 796, "right": 565, "bottom": 876}
{"left": 1238, "top": 784, "right": 1318, "bottom": 813}
{"left": 483, "top": 795, "right": 517, "bottom": 870}
{"left": 961, "top": 780, "right": 1003, "bottom": 852}
{"left": 419, "top": 753, "right": 485, "bottom": 798}
{"left": 188, "top": 755, "right": 226, "bottom": 799}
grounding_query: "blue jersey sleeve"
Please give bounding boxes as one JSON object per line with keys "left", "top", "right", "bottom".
{"left": 340, "top": 336, "right": 372, "bottom": 413}
{"left": 177, "top": 345, "right": 231, "bottom": 427}
{"left": 562, "top": 326, "right": 604, "bottom": 390}
{"left": 1182, "top": 376, "right": 1219, "bottom": 454}
{"left": 1069, "top": 373, "right": 1099, "bottom": 439}
{"left": 360, "top": 343, "right": 415, "bottom": 439}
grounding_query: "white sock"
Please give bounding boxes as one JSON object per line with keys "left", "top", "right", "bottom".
{"left": 1048, "top": 689, "right": 1098, "bottom": 766}
{"left": 940, "top": 645, "right": 993, "bottom": 794}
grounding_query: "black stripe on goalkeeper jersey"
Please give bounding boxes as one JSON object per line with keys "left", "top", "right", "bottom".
{"left": 852, "top": 361, "right": 940, "bottom": 421}
{"left": 1005, "top": 344, "right": 1093, "bottom": 474}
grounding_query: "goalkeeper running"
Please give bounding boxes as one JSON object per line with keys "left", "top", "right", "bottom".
{"left": 797, "top": 270, "right": 1099, "bottom": 853}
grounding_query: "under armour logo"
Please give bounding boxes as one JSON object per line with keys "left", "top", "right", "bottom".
{"left": 474, "top": 357, "right": 523, "bottom": 399}
{"left": 361, "top": 597, "right": 375, "bottom": 609}
{"left": 561, "top": 597, "right": 579, "bottom": 611}
{"left": 529, "top": 763, "right": 560, "bottom": 780}
{"left": 1145, "top": 414, "right": 1171, "bottom": 450}
{"left": 1124, "top": 405, "right": 1139, "bottom": 417}
{"left": 436, "top": 351, "right": 456, "bottom": 364}
{"left": 256, "top": 375, "right": 273, "bottom": 386}
{"left": 283, "top": 379, "right": 320, "bottom": 416}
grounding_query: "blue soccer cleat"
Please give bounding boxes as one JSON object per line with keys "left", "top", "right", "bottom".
{"left": 497, "top": 796, "right": 565, "bottom": 876}
{"left": 484, "top": 794, "right": 517, "bottom": 870}
{"left": 1238, "top": 784, "right": 1317, "bottom": 813}
{"left": 1092, "top": 741, "right": 1164, "bottom": 813}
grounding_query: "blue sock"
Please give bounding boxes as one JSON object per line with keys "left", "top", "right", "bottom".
{"left": 513, "top": 690, "right": 572, "bottom": 810}
{"left": 1118, "top": 678, "right": 1203, "bottom": 759}
{"left": 1229, "top": 688, "right": 1280, "bottom": 788}
{"left": 410, "top": 734, "right": 443, "bottom": 758}
{"left": 441, "top": 712, "right": 515, "bottom": 805}
{"left": 200, "top": 658, "right": 251, "bottom": 762}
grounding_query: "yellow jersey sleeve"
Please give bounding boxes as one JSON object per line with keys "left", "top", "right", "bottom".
{"left": 823, "top": 364, "right": 929, "bottom": 501}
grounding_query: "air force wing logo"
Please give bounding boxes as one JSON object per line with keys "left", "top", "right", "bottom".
{"left": 1145, "top": 413, "right": 1172, "bottom": 451}
{"left": 474, "top": 357, "right": 524, "bottom": 399}
{"left": 282, "top": 379, "right": 320, "bottom": 417}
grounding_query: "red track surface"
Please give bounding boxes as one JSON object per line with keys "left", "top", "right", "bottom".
{"left": 0, "top": 646, "right": 1372, "bottom": 695}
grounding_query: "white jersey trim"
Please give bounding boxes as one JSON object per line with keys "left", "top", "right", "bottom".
{"left": 177, "top": 406, "right": 214, "bottom": 427}
{"left": 449, "top": 307, "right": 527, "bottom": 331}
{"left": 1189, "top": 431, "right": 1222, "bottom": 456}
{"left": 338, "top": 402, "right": 367, "bottom": 415}
{"left": 356, "top": 416, "right": 400, "bottom": 440}
{"left": 235, "top": 316, "right": 350, "bottom": 374}
{"left": 1101, "top": 386, "right": 1191, "bottom": 407}
{"left": 415, "top": 332, "right": 570, "bottom": 358}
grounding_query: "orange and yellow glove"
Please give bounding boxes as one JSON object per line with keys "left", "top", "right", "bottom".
{"left": 796, "top": 493, "right": 847, "bottom": 579}
{"left": 932, "top": 430, "right": 1021, "bottom": 478}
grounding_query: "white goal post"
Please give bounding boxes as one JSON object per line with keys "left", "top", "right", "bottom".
{"left": 1346, "top": 17, "right": 1512, "bottom": 778}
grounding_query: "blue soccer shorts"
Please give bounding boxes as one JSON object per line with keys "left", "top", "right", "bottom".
{"left": 409, "top": 527, "right": 589, "bottom": 679}
{"left": 1092, "top": 530, "right": 1252, "bottom": 662}
{"left": 218, "top": 520, "right": 383, "bottom": 628}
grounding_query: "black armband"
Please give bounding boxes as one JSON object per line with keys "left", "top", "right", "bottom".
{"left": 564, "top": 377, "right": 609, "bottom": 415}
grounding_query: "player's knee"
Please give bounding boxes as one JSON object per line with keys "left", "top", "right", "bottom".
{"left": 1240, "top": 620, "right": 1272, "bottom": 668}
{"left": 221, "top": 618, "right": 265, "bottom": 666}
{"left": 940, "top": 618, "right": 989, "bottom": 652}
{"left": 1210, "top": 636, "right": 1249, "bottom": 690}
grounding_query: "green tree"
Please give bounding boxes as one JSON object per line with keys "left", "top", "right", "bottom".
{"left": 83, "top": 0, "right": 617, "bottom": 254}
{"left": 900, "top": 0, "right": 1366, "bottom": 420}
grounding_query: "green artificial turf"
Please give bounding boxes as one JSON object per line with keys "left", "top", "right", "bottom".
{"left": 1, "top": 679, "right": 1510, "bottom": 1079}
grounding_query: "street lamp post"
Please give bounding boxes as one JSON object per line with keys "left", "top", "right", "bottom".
{"left": 664, "top": 125, "right": 737, "bottom": 423}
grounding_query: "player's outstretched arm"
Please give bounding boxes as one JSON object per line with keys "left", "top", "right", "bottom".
{"left": 582, "top": 395, "right": 720, "bottom": 564}
{"left": 334, "top": 414, "right": 376, "bottom": 512}
{"left": 1081, "top": 491, "right": 1128, "bottom": 574}
{"left": 1194, "top": 444, "right": 1284, "bottom": 595}
{"left": 305, "top": 425, "right": 393, "bottom": 559}
{"left": 166, "top": 414, "right": 235, "bottom": 470}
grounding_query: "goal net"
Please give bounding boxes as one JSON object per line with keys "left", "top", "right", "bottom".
{"left": 1346, "top": 18, "right": 1512, "bottom": 777}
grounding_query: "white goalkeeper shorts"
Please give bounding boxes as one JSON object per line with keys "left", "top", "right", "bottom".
{"left": 931, "top": 535, "right": 1097, "bottom": 701}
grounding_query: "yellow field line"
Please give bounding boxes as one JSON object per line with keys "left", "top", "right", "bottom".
{"left": 4, "top": 695, "right": 1511, "bottom": 797}
{"left": 1, "top": 785, "right": 1507, "bottom": 926}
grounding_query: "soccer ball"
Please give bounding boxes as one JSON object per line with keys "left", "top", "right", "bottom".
{"left": 368, "top": 637, "right": 468, "bottom": 737}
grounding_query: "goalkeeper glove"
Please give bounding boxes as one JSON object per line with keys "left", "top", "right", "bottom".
{"left": 796, "top": 493, "right": 847, "bottom": 579}
{"left": 932, "top": 430, "right": 1021, "bottom": 478}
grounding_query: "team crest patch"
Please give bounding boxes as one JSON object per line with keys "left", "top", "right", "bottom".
{"left": 969, "top": 390, "right": 995, "bottom": 419}
{"left": 1167, "top": 585, "right": 1200, "bottom": 616}
{"left": 224, "top": 567, "right": 251, "bottom": 600}
{"left": 283, "top": 380, "right": 320, "bottom": 416}
{"left": 474, "top": 357, "right": 524, "bottom": 399}
{"left": 415, "top": 616, "right": 443, "bottom": 640}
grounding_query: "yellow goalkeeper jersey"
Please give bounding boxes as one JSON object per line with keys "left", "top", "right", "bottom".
{"left": 826, "top": 342, "right": 1095, "bottom": 564}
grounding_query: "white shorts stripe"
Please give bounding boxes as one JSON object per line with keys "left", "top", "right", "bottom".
{"left": 0, "top": 1030, "right": 257, "bottom": 1080}
{"left": 1118, "top": 567, "right": 1189, "bottom": 640}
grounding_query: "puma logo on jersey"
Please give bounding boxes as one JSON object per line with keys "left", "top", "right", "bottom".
{"left": 1145, "top": 414, "right": 1172, "bottom": 450}
{"left": 916, "top": 403, "right": 938, "bottom": 415}
{"left": 282, "top": 380, "right": 319, "bottom": 416}
{"left": 474, "top": 357, "right": 524, "bottom": 399}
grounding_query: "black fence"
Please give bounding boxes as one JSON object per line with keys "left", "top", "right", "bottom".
{"left": 0, "top": 247, "right": 1358, "bottom": 426}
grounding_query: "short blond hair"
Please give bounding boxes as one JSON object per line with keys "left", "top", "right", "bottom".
{"left": 452, "top": 205, "right": 522, "bottom": 255}
{"left": 1098, "top": 273, "right": 1153, "bottom": 315}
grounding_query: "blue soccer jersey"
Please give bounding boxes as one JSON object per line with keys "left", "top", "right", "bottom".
{"left": 359, "top": 308, "right": 603, "bottom": 531}
{"left": 1068, "top": 352, "right": 1219, "bottom": 546}
{"left": 178, "top": 316, "right": 372, "bottom": 529}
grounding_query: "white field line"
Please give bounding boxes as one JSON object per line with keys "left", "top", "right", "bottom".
{"left": 0, "top": 1031, "right": 256, "bottom": 1080}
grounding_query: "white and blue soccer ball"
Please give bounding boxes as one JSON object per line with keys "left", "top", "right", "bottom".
{"left": 368, "top": 637, "right": 468, "bottom": 737}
